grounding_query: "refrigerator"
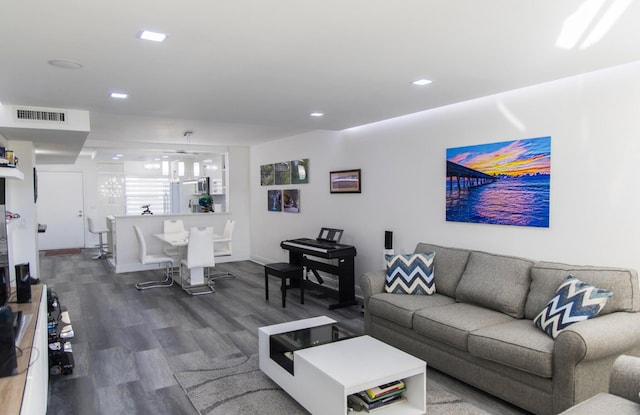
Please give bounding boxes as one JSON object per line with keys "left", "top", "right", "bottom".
{"left": 169, "top": 181, "right": 198, "bottom": 214}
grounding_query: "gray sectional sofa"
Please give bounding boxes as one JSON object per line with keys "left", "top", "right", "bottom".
{"left": 360, "top": 243, "right": 640, "bottom": 415}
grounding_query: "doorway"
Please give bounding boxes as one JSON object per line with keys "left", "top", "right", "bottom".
{"left": 37, "top": 171, "right": 85, "bottom": 250}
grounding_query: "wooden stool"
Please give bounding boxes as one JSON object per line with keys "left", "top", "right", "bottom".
{"left": 264, "top": 262, "right": 304, "bottom": 307}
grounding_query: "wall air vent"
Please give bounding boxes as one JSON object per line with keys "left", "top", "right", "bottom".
{"left": 16, "top": 108, "right": 66, "bottom": 123}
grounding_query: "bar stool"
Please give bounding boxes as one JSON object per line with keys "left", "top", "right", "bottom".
{"left": 87, "top": 217, "right": 110, "bottom": 259}
{"left": 264, "top": 262, "right": 304, "bottom": 307}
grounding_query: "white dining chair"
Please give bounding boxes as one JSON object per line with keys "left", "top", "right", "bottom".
{"left": 212, "top": 219, "right": 236, "bottom": 281}
{"left": 133, "top": 225, "right": 175, "bottom": 290}
{"left": 179, "top": 226, "right": 216, "bottom": 295}
{"left": 162, "top": 219, "right": 186, "bottom": 263}
{"left": 87, "top": 217, "right": 110, "bottom": 259}
{"left": 213, "top": 219, "right": 235, "bottom": 256}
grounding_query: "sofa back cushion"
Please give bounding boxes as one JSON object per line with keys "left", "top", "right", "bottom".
{"left": 524, "top": 261, "right": 640, "bottom": 320}
{"left": 455, "top": 251, "right": 534, "bottom": 318}
{"left": 414, "top": 243, "right": 471, "bottom": 298}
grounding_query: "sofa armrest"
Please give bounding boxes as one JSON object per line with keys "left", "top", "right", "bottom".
{"left": 609, "top": 355, "right": 640, "bottom": 404}
{"left": 359, "top": 270, "right": 386, "bottom": 334}
{"left": 553, "top": 312, "right": 640, "bottom": 412}
{"left": 555, "top": 312, "right": 640, "bottom": 362}
{"left": 360, "top": 270, "right": 386, "bottom": 298}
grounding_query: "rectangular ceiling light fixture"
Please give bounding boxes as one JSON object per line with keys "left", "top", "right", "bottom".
{"left": 138, "top": 30, "right": 167, "bottom": 42}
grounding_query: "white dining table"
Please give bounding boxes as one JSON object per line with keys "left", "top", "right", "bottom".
{"left": 153, "top": 232, "right": 206, "bottom": 285}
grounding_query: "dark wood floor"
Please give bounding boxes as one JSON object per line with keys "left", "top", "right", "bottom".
{"left": 41, "top": 250, "right": 529, "bottom": 415}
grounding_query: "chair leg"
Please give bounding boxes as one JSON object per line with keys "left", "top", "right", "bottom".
{"left": 178, "top": 263, "right": 216, "bottom": 296}
{"left": 92, "top": 232, "right": 111, "bottom": 259}
{"left": 281, "top": 277, "right": 287, "bottom": 308}
{"left": 135, "top": 263, "right": 174, "bottom": 290}
{"left": 265, "top": 269, "right": 269, "bottom": 301}
{"left": 92, "top": 233, "right": 104, "bottom": 259}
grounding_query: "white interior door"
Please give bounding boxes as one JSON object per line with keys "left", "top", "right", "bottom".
{"left": 37, "top": 171, "right": 85, "bottom": 250}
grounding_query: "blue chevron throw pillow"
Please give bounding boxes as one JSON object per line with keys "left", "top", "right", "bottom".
{"left": 385, "top": 252, "right": 436, "bottom": 295}
{"left": 534, "top": 275, "right": 612, "bottom": 338}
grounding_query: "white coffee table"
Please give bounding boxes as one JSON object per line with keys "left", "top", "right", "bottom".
{"left": 259, "top": 316, "right": 426, "bottom": 415}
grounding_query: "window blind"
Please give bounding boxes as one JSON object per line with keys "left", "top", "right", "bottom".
{"left": 124, "top": 177, "right": 170, "bottom": 215}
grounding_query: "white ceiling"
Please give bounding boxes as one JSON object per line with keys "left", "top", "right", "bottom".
{"left": 1, "top": 0, "right": 640, "bottom": 163}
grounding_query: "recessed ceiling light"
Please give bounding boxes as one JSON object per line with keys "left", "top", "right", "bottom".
{"left": 411, "top": 78, "right": 433, "bottom": 86}
{"left": 138, "top": 30, "right": 167, "bottom": 42}
{"left": 310, "top": 112, "right": 324, "bottom": 117}
{"left": 110, "top": 92, "right": 128, "bottom": 99}
{"left": 48, "top": 59, "right": 83, "bottom": 69}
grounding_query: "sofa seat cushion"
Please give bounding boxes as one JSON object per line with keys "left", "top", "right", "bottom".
{"left": 455, "top": 251, "right": 534, "bottom": 318}
{"left": 368, "top": 293, "right": 455, "bottom": 329}
{"left": 468, "top": 319, "right": 554, "bottom": 378}
{"left": 413, "top": 303, "right": 514, "bottom": 351}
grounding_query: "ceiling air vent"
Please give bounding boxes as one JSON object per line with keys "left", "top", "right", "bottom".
{"left": 16, "top": 108, "right": 66, "bottom": 123}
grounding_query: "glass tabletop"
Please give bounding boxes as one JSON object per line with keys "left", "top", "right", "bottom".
{"left": 269, "top": 322, "right": 356, "bottom": 374}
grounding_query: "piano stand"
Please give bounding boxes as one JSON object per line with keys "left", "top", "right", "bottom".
{"left": 280, "top": 238, "right": 358, "bottom": 310}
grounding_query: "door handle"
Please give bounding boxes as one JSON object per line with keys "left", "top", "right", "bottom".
{"left": 78, "top": 210, "right": 83, "bottom": 217}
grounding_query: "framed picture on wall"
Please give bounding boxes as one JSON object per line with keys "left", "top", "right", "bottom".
{"left": 446, "top": 136, "right": 551, "bottom": 227}
{"left": 275, "top": 162, "right": 291, "bottom": 185}
{"left": 330, "top": 169, "right": 361, "bottom": 193}
{"left": 261, "top": 164, "right": 275, "bottom": 186}
{"left": 267, "top": 189, "right": 282, "bottom": 211}
{"left": 283, "top": 189, "right": 300, "bottom": 213}
{"left": 291, "top": 159, "right": 309, "bottom": 184}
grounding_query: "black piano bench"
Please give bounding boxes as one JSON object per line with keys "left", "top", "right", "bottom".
{"left": 264, "top": 263, "right": 304, "bottom": 308}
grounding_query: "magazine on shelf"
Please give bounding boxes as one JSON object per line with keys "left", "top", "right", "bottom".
{"left": 367, "top": 397, "right": 407, "bottom": 412}
{"left": 364, "top": 380, "right": 405, "bottom": 400}
{"left": 356, "top": 388, "right": 404, "bottom": 404}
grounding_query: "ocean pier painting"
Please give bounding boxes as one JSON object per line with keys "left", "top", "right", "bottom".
{"left": 446, "top": 136, "right": 551, "bottom": 228}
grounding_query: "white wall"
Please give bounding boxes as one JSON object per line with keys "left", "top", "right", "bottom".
{"left": 250, "top": 61, "right": 640, "bottom": 280}
{"left": 6, "top": 140, "right": 39, "bottom": 280}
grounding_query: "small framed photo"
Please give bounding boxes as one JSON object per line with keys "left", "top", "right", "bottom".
{"left": 283, "top": 189, "right": 300, "bottom": 213}
{"left": 261, "top": 164, "right": 274, "bottom": 186}
{"left": 275, "top": 161, "right": 291, "bottom": 185}
{"left": 330, "top": 169, "right": 361, "bottom": 193}
{"left": 267, "top": 189, "right": 282, "bottom": 211}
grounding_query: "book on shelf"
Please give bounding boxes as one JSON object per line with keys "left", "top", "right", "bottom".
{"left": 356, "top": 388, "right": 404, "bottom": 404}
{"left": 348, "top": 393, "right": 407, "bottom": 412}
{"left": 364, "top": 380, "right": 405, "bottom": 400}
{"left": 367, "top": 397, "right": 407, "bottom": 412}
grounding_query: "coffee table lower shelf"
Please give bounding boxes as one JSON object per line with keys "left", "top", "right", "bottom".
{"left": 259, "top": 316, "right": 426, "bottom": 415}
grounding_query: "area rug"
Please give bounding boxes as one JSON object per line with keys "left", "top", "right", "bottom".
{"left": 175, "top": 354, "right": 492, "bottom": 415}
{"left": 44, "top": 248, "right": 82, "bottom": 256}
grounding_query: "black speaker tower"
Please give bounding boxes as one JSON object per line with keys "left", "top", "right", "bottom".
{"left": 384, "top": 231, "right": 393, "bottom": 250}
{"left": 0, "top": 267, "right": 9, "bottom": 306}
{"left": 15, "top": 263, "right": 31, "bottom": 304}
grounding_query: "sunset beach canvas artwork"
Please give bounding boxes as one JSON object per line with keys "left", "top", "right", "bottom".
{"left": 446, "top": 136, "right": 551, "bottom": 227}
